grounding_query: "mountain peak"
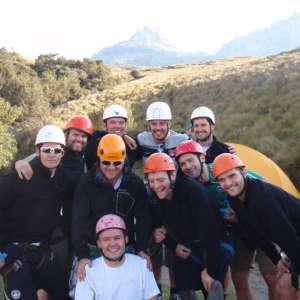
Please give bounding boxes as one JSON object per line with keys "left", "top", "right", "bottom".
{"left": 125, "top": 27, "right": 177, "bottom": 51}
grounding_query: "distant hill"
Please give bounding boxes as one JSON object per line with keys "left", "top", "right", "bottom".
{"left": 212, "top": 12, "right": 300, "bottom": 59}
{"left": 92, "top": 27, "right": 206, "bottom": 67}
{"left": 92, "top": 13, "right": 300, "bottom": 67}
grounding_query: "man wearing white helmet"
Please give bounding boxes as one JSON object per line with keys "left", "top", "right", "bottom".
{"left": 75, "top": 214, "right": 159, "bottom": 300}
{"left": 85, "top": 104, "right": 137, "bottom": 170}
{"left": 190, "top": 106, "right": 233, "bottom": 164}
{"left": 0, "top": 125, "right": 72, "bottom": 300}
{"left": 135, "top": 101, "right": 189, "bottom": 300}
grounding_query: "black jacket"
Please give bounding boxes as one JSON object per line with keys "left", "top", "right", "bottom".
{"left": 85, "top": 130, "right": 136, "bottom": 170}
{"left": 60, "top": 147, "right": 86, "bottom": 188}
{"left": 0, "top": 159, "right": 73, "bottom": 244}
{"left": 151, "top": 176, "right": 232, "bottom": 279}
{"left": 205, "top": 136, "right": 230, "bottom": 164}
{"left": 228, "top": 177, "right": 300, "bottom": 274}
{"left": 72, "top": 165, "right": 151, "bottom": 260}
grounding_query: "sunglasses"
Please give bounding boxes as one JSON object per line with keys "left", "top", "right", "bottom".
{"left": 40, "top": 147, "right": 64, "bottom": 154}
{"left": 100, "top": 159, "right": 124, "bottom": 166}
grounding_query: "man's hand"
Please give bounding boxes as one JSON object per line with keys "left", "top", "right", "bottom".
{"left": 201, "top": 268, "right": 215, "bottom": 291}
{"left": 15, "top": 160, "right": 34, "bottom": 180}
{"left": 123, "top": 135, "right": 137, "bottom": 150}
{"left": 224, "top": 209, "right": 239, "bottom": 224}
{"left": 228, "top": 145, "right": 237, "bottom": 156}
{"left": 170, "top": 130, "right": 178, "bottom": 135}
{"left": 76, "top": 258, "right": 92, "bottom": 281}
{"left": 277, "top": 254, "right": 290, "bottom": 273}
{"left": 138, "top": 251, "right": 152, "bottom": 271}
{"left": 175, "top": 244, "right": 191, "bottom": 259}
{"left": 154, "top": 227, "right": 168, "bottom": 243}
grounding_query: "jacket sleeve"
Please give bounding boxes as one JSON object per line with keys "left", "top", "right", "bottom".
{"left": 0, "top": 171, "right": 22, "bottom": 211}
{"left": 71, "top": 175, "right": 91, "bottom": 260}
{"left": 259, "top": 192, "right": 300, "bottom": 274}
{"left": 132, "top": 178, "right": 152, "bottom": 254}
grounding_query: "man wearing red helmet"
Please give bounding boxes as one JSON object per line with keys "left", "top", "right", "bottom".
{"left": 15, "top": 115, "right": 93, "bottom": 187}
{"left": 75, "top": 214, "right": 159, "bottom": 300}
{"left": 213, "top": 153, "right": 300, "bottom": 300}
{"left": 144, "top": 152, "right": 235, "bottom": 300}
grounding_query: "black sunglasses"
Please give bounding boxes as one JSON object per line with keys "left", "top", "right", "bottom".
{"left": 40, "top": 147, "right": 64, "bottom": 154}
{"left": 100, "top": 159, "right": 124, "bottom": 166}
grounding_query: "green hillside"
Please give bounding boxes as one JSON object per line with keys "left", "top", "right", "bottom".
{"left": 1, "top": 47, "right": 300, "bottom": 191}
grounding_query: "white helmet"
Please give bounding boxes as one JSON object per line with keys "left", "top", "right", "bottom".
{"left": 191, "top": 107, "right": 215, "bottom": 124}
{"left": 103, "top": 104, "right": 128, "bottom": 121}
{"left": 146, "top": 102, "right": 172, "bottom": 121}
{"left": 35, "top": 125, "right": 66, "bottom": 146}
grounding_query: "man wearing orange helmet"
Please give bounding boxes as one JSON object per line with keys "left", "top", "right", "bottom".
{"left": 144, "top": 152, "right": 235, "bottom": 300}
{"left": 70, "top": 134, "right": 152, "bottom": 297}
{"left": 175, "top": 140, "right": 280, "bottom": 300}
{"left": 213, "top": 153, "right": 300, "bottom": 300}
{"left": 75, "top": 214, "right": 159, "bottom": 300}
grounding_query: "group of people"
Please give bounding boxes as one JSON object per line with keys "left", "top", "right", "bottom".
{"left": 0, "top": 101, "right": 299, "bottom": 300}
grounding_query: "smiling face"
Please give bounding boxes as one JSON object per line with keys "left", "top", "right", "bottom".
{"left": 147, "top": 171, "right": 176, "bottom": 201}
{"left": 97, "top": 228, "right": 128, "bottom": 266}
{"left": 178, "top": 152, "right": 209, "bottom": 183}
{"left": 192, "top": 118, "right": 214, "bottom": 144}
{"left": 65, "top": 129, "right": 88, "bottom": 153}
{"left": 99, "top": 159, "right": 124, "bottom": 185}
{"left": 218, "top": 168, "right": 247, "bottom": 200}
{"left": 36, "top": 142, "right": 64, "bottom": 175}
{"left": 103, "top": 118, "right": 127, "bottom": 137}
{"left": 148, "top": 120, "right": 171, "bottom": 142}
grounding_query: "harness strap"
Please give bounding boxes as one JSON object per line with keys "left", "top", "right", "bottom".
{"left": 1, "top": 255, "right": 30, "bottom": 282}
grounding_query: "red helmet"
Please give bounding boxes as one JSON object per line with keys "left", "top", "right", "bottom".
{"left": 65, "top": 115, "right": 93, "bottom": 138}
{"left": 175, "top": 140, "right": 205, "bottom": 161}
{"left": 212, "top": 153, "right": 245, "bottom": 179}
{"left": 144, "top": 153, "right": 176, "bottom": 174}
{"left": 95, "top": 214, "right": 127, "bottom": 236}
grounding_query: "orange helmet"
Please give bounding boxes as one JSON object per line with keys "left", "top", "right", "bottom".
{"left": 212, "top": 153, "right": 245, "bottom": 179}
{"left": 97, "top": 134, "right": 126, "bottom": 161}
{"left": 175, "top": 140, "right": 205, "bottom": 161}
{"left": 65, "top": 115, "right": 93, "bottom": 137}
{"left": 144, "top": 153, "right": 176, "bottom": 174}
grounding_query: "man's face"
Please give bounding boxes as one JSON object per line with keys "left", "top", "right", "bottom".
{"left": 148, "top": 120, "right": 171, "bottom": 142}
{"left": 148, "top": 171, "right": 175, "bottom": 201}
{"left": 218, "top": 168, "right": 247, "bottom": 199}
{"left": 65, "top": 129, "right": 88, "bottom": 153}
{"left": 100, "top": 159, "right": 125, "bottom": 185}
{"left": 103, "top": 118, "right": 127, "bottom": 136}
{"left": 36, "top": 142, "right": 64, "bottom": 174}
{"left": 178, "top": 153, "right": 203, "bottom": 179}
{"left": 193, "top": 118, "right": 214, "bottom": 142}
{"left": 97, "top": 228, "right": 128, "bottom": 261}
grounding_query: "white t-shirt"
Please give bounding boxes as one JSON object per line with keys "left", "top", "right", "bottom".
{"left": 75, "top": 254, "right": 159, "bottom": 300}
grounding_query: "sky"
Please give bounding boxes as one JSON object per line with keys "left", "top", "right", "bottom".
{"left": 1, "top": 0, "right": 300, "bottom": 60}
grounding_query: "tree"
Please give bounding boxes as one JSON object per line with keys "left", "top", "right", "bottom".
{"left": 0, "top": 97, "right": 21, "bottom": 173}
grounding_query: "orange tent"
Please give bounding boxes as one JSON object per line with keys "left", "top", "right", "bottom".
{"left": 225, "top": 143, "right": 300, "bottom": 199}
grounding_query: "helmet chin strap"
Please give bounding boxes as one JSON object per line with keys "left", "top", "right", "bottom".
{"left": 168, "top": 172, "right": 175, "bottom": 190}
{"left": 102, "top": 249, "right": 126, "bottom": 263}
{"left": 198, "top": 128, "right": 212, "bottom": 143}
{"left": 235, "top": 168, "right": 247, "bottom": 198}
